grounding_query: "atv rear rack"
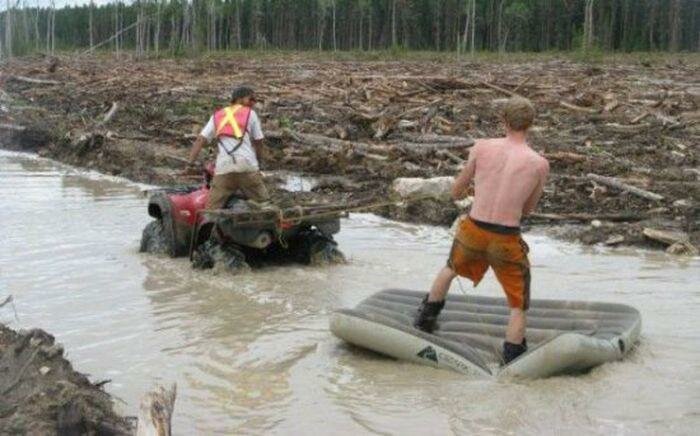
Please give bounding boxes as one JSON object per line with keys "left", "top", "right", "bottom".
{"left": 202, "top": 203, "right": 351, "bottom": 227}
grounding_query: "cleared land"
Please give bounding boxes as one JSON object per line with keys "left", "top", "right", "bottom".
{"left": 1, "top": 52, "right": 698, "bottom": 252}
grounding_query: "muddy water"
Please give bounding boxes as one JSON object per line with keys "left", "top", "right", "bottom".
{"left": 1, "top": 150, "right": 699, "bottom": 435}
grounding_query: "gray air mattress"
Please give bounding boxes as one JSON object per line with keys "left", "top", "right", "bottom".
{"left": 330, "top": 289, "right": 641, "bottom": 379}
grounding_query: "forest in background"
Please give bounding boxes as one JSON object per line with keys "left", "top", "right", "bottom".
{"left": 0, "top": 0, "right": 699, "bottom": 59}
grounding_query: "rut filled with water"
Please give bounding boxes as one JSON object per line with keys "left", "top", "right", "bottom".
{"left": 1, "top": 150, "right": 698, "bottom": 434}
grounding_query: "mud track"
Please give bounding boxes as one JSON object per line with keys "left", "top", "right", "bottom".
{"left": 1, "top": 53, "right": 698, "bottom": 252}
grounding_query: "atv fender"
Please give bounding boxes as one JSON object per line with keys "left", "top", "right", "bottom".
{"left": 148, "top": 192, "right": 190, "bottom": 257}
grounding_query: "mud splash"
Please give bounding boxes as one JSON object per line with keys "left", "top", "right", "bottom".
{"left": 1, "top": 151, "right": 698, "bottom": 434}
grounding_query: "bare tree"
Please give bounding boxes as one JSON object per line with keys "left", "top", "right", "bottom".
{"left": 583, "top": 0, "right": 595, "bottom": 51}
{"left": 391, "top": 0, "right": 397, "bottom": 47}
{"left": 470, "top": 0, "right": 476, "bottom": 55}
{"left": 332, "top": 0, "right": 337, "bottom": 51}
{"left": 89, "top": 0, "right": 94, "bottom": 50}
{"left": 154, "top": 0, "right": 161, "bottom": 55}
{"left": 669, "top": 0, "right": 681, "bottom": 52}
{"left": 4, "top": 0, "right": 12, "bottom": 58}
{"left": 317, "top": 0, "right": 326, "bottom": 51}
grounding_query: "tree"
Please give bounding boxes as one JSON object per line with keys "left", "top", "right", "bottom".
{"left": 4, "top": 0, "right": 12, "bottom": 58}
{"left": 583, "top": 0, "right": 595, "bottom": 51}
{"left": 669, "top": 0, "right": 681, "bottom": 52}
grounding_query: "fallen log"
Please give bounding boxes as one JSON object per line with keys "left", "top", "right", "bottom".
{"left": 545, "top": 151, "right": 587, "bottom": 163}
{"left": 0, "top": 123, "right": 26, "bottom": 132}
{"left": 642, "top": 228, "right": 689, "bottom": 245}
{"left": 405, "top": 133, "right": 474, "bottom": 147}
{"left": 6, "top": 75, "right": 61, "bottom": 86}
{"left": 480, "top": 81, "right": 522, "bottom": 98}
{"left": 99, "top": 102, "right": 119, "bottom": 126}
{"left": 136, "top": 384, "right": 177, "bottom": 436}
{"left": 603, "top": 123, "right": 651, "bottom": 134}
{"left": 528, "top": 212, "right": 646, "bottom": 223}
{"left": 587, "top": 173, "right": 664, "bottom": 201}
{"left": 560, "top": 101, "right": 600, "bottom": 114}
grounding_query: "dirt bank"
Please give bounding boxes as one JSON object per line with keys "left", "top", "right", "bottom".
{"left": 1, "top": 53, "right": 698, "bottom": 252}
{"left": 0, "top": 323, "right": 132, "bottom": 434}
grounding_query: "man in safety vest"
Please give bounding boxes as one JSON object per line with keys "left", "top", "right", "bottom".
{"left": 187, "top": 85, "right": 269, "bottom": 210}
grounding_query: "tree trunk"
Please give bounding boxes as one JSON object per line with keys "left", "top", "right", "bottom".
{"left": 470, "top": 0, "right": 476, "bottom": 54}
{"left": 391, "top": 0, "right": 397, "bottom": 47}
{"left": 236, "top": 0, "right": 242, "bottom": 49}
{"left": 89, "top": 0, "right": 94, "bottom": 50}
{"left": 332, "top": 0, "right": 337, "bottom": 51}
{"left": 368, "top": 3, "right": 372, "bottom": 50}
{"left": 155, "top": 0, "right": 161, "bottom": 55}
{"left": 434, "top": 0, "right": 441, "bottom": 50}
{"left": 4, "top": 0, "right": 12, "bottom": 58}
{"left": 669, "top": 0, "right": 681, "bottom": 52}
{"left": 583, "top": 0, "right": 595, "bottom": 51}
{"left": 460, "top": 0, "right": 470, "bottom": 54}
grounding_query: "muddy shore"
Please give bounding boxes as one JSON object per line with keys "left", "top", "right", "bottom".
{"left": 0, "top": 323, "right": 132, "bottom": 434}
{"left": 1, "top": 53, "right": 698, "bottom": 253}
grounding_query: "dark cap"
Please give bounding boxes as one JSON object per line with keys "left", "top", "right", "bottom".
{"left": 231, "top": 85, "right": 255, "bottom": 102}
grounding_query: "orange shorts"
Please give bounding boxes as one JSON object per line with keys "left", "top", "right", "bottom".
{"left": 448, "top": 217, "right": 531, "bottom": 310}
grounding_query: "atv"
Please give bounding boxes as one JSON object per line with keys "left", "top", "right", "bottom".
{"left": 140, "top": 164, "right": 345, "bottom": 272}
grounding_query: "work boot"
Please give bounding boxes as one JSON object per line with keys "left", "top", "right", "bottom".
{"left": 502, "top": 338, "right": 528, "bottom": 365}
{"left": 413, "top": 294, "right": 445, "bottom": 333}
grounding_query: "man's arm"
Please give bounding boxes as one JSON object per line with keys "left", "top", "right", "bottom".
{"left": 451, "top": 144, "right": 478, "bottom": 200}
{"left": 188, "top": 116, "right": 215, "bottom": 165}
{"left": 249, "top": 111, "right": 267, "bottom": 163}
{"left": 522, "top": 159, "right": 550, "bottom": 215}
{"left": 188, "top": 135, "right": 208, "bottom": 164}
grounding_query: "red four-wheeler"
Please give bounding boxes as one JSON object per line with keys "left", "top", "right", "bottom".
{"left": 140, "top": 165, "right": 345, "bottom": 272}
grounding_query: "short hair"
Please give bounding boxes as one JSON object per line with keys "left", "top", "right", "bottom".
{"left": 503, "top": 97, "right": 535, "bottom": 131}
{"left": 231, "top": 85, "right": 255, "bottom": 102}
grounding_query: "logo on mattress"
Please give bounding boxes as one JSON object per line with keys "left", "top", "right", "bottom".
{"left": 417, "top": 346, "right": 438, "bottom": 363}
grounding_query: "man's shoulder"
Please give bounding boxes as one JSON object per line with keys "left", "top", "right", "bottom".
{"left": 527, "top": 148, "right": 550, "bottom": 175}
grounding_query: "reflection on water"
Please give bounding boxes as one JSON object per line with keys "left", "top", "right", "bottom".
{"left": 1, "top": 150, "right": 699, "bottom": 434}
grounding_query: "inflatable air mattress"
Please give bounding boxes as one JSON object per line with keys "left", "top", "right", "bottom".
{"left": 330, "top": 289, "right": 641, "bottom": 379}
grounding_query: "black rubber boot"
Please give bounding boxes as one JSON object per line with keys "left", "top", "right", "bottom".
{"left": 413, "top": 295, "right": 445, "bottom": 333}
{"left": 502, "top": 338, "right": 528, "bottom": 365}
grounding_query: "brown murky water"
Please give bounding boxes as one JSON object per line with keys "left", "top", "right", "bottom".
{"left": 1, "top": 150, "right": 699, "bottom": 435}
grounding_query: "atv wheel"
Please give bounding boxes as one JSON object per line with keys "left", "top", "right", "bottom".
{"left": 294, "top": 230, "right": 346, "bottom": 265}
{"left": 140, "top": 220, "right": 171, "bottom": 255}
{"left": 191, "top": 239, "right": 251, "bottom": 273}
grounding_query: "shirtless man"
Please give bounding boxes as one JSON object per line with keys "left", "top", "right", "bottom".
{"left": 413, "top": 97, "right": 550, "bottom": 364}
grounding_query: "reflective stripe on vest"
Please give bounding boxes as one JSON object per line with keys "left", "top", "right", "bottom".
{"left": 213, "top": 105, "right": 251, "bottom": 139}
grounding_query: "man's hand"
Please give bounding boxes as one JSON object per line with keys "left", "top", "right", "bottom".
{"left": 180, "top": 161, "right": 201, "bottom": 176}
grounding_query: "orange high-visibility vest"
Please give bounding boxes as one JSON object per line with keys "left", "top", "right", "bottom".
{"left": 213, "top": 105, "right": 252, "bottom": 139}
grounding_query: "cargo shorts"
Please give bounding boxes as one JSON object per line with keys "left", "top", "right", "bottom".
{"left": 448, "top": 216, "right": 531, "bottom": 310}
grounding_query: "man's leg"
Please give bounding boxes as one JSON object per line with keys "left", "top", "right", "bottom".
{"left": 207, "top": 173, "right": 239, "bottom": 210}
{"left": 506, "top": 308, "right": 526, "bottom": 344}
{"left": 492, "top": 240, "right": 531, "bottom": 364}
{"left": 428, "top": 266, "right": 456, "bottom": 302}
{"left": 238, "top": 171, "right": 270, "bottom": 203}
{"left": 413, "top": 266, "right": 454, "bottom": 333}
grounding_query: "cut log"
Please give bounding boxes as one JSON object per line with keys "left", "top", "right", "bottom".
{"left": 7, "top": 75, "right": 61, "bottom": 86}
{"left": 136, "top": 383, "right": 177, "bottom": 436}
{"left": 480, "top": 81, "right": 522, "bottom": 98}
{"left": 99, "top": 102, "right": 119, "bottom": 126}
{"left": 528, "top": 212, "right": 646, "bottom": 223}
{"left": 0, "top": 123, "right": 26, "bottom": 132}
{"left": 642, "top": 228, "right": 689, "bottom": 246}
{"left": 587, "top": 173, "right": 664, "bottom": 201}
{"left": 406, "top": 133, "right": 474, "bottom": 147}
{"left": 545, "top": 151, "right": 587, "bottom": 163}
{"left": 603, "top": 123, "right": 651, "bottom": 134}
{"left": 560, "top": 101, "right": 600, "bottom": 114}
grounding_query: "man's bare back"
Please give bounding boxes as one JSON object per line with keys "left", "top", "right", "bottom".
{"left": 456, "top": 137, "right": 549, "bottom": 228}
{"left": 415, "top": 97, "right": 550, "bottom": 364}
